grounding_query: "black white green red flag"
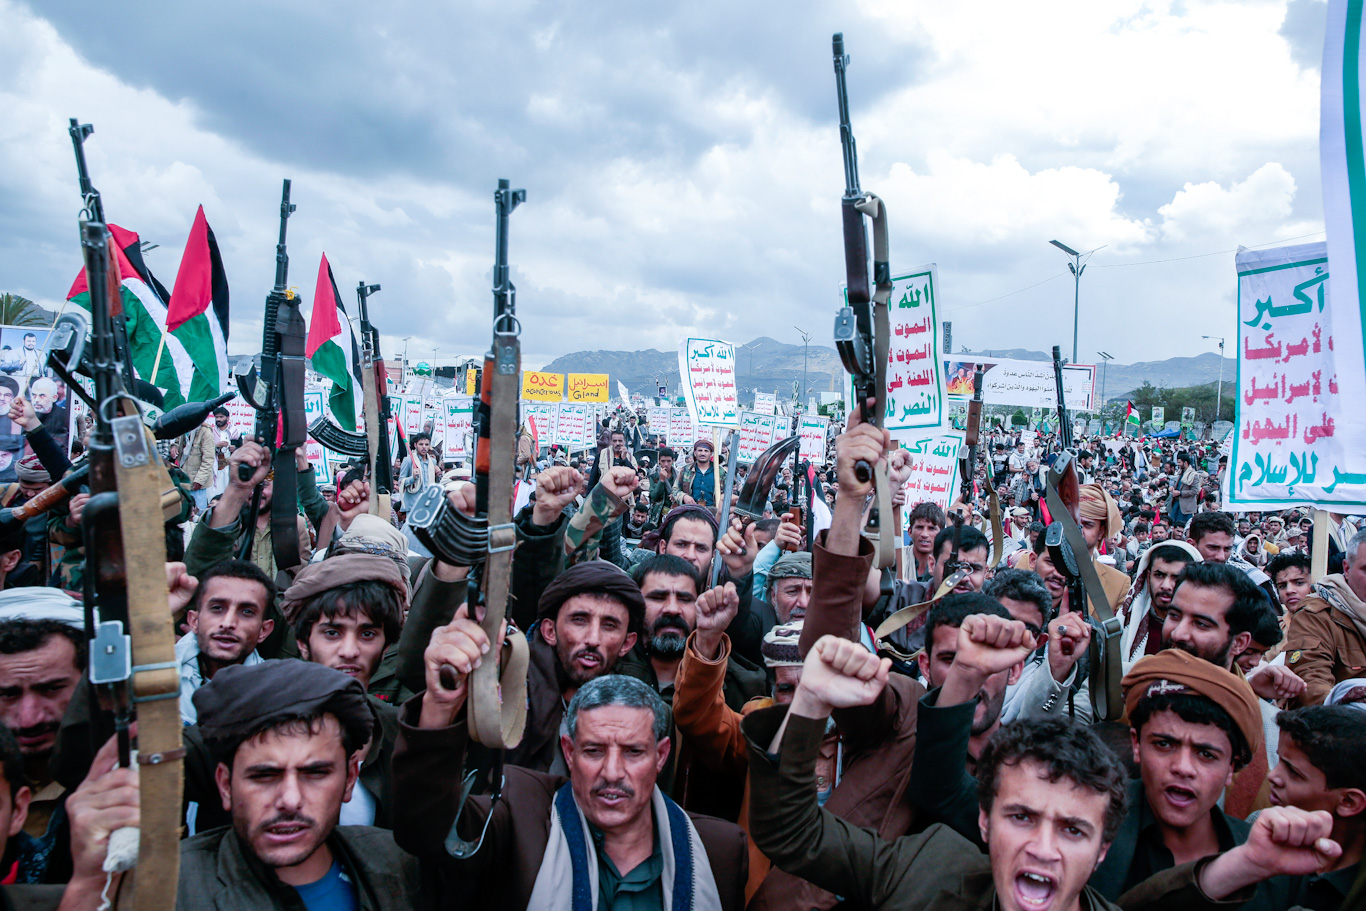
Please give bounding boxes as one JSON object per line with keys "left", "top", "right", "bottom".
{"left": 305, "top": 254, "right": 362, "bottom": 431}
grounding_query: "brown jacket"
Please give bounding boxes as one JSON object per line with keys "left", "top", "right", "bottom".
{"left": 390, "top": 698, "right": 749, "bottom": 911}
{"left": 181, "top": 423, "right": 218, "bottom": 490}
{"left": 1285, "top": 578, "right": 1366, "bottom": 707}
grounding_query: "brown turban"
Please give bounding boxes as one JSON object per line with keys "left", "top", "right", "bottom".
{"left": 194, "top": 659, "right": 375, "bottom": 762}
{"left": 1122, "top": 649, "right": 1262, "bottom": 765}
{"left": 538, "top": 560, "right": 645, "bottom": 634}
{"left": 1078, "top": 483, "right": 1123, "bottom": 539}
{"left": 281, "top": 553, "right": 409, "bottom": 624}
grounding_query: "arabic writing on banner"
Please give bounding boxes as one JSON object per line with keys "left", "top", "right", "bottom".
{"left": 1305, "top": 4, "right": 1366, "bottom": 508}
{"left": 464, "top": 370, "right": 477, "bottom": 396}
{"left": 737, "top": 412, "right": 781, "bottom": 462}
{"left": 567, "top": 373, "right": 610, "bottom": 403}
{"left": 668, "top": 408, "right": 696, "bottom": 447}
{"left": 646, "top": 405, "right": 670, "bottom": 436}
{"left": 222, "top": 393, "right": 257, "bottom": 440}
{"left": 678, "top": 338, "right": 740, "bottom": 427}
{"left": 944, "top": 356, "right": 1095, "bottom": 411}
{"left": 897, "top": 430, "right": 965, "bottom": 516}
{"left": 555, "top": 403, "right": 591, "bottom": 449}
{"left": 1230, "top": 242, "right": 1366, "bottom": 506}
{"left": 519, "top": 402, "right": 557, "bottom": 447}
{"left": 521, "top": 371, "right": 564, "bottom": 402}
{"left": 442, "top": 396, "right": 475, "bottom": 461}
{"left": 302, "top": 389, "right": 326, "bottom": 470}
{"left": 753, "top": 391, "right": 776, "bottom": 415}
{"left": 798, "top": 416, "right": 829, "bottom": 466}
{"left": 884, "top": 267, "right": 947, "bottom": 431}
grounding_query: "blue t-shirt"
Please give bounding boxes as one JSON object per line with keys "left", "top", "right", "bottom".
{"left": 292, "top": 859, "right": 358, "bottom": 911}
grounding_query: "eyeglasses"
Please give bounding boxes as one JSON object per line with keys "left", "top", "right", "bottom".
{"left": 944, "top": 560, "right": 986, "bottom": 576}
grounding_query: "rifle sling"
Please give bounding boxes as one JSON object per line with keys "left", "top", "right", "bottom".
{"left": 1044, "top": 483, "right": 1123, "bottom": 722}
{"left": 111, "top": 419, "right": 182, "bottom": 906}
{"left": 857, "top": 193, "right": 895, "bottom": 571}
{"left": 873, "top": 567, "right": 971, "bottom": 643}
{"left": 270, "top": 448, "right": 300, "bottom": 573}
{"left": 987, "top": 484, "right": 1004, "bottom": 569}
{"left": 466, "top": 339, "right": 529, "bottom": 749}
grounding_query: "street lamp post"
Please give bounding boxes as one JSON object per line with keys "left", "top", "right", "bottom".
{"left": 1050, "top": 240, "right": 1107, "bottom": 364}
{"left": 794, "top": 326, "right": 813, "bottom": 409}
{"left": 1097, "top": 351, "right": 1114, "bottom": 430}
{"left": 1202, "top": 335, "right": 1226, "bottom": 422}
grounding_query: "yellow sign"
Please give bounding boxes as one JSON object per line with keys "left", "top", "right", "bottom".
{"left": 465, "top": 369, "right": 478, "bottom": 396}
{"left": 567, "top": 373, "right": 610, "bottom": 403}
{"left": 521, "top": 371, "right": 565, "bottom": 402}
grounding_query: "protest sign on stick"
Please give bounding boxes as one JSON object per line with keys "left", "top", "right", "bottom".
{"left": 798, "top": 416, "right": 829, "bottom": 466}
{"left": 555, "top": 403, "right": 591, "bottom": 450}
{"left": 567, "top": 373, "right": 609, "bottom": 403}
{"left": 441, "top": 396, "right": 475, "bottom": 462}
{"left": 895, "top": 430, "right": 965, "bottom": 517}
{"left": 884, "top": 267, "right": 947, "bottom": 431}
{"left": 737, "top": 411, "right": 779, "bottom": 463}
{"left": 678, "top": 338, "right": 740, "bottom": 427}
{"left": 521, "top": 371, "right": 564, "bottom": 402}
{"left": 753, "top": 391, "right": 776, "bottom": 415}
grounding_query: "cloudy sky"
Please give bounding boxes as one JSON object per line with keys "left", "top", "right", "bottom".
{"left": 0, "top": 0, "right": 1329, "bottom": 372}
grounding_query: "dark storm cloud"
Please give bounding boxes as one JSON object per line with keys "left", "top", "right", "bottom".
{"left": 30, "top": 1, "right": 922, "bottom": 190}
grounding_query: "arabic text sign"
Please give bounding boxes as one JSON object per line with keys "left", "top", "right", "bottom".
{"left": 441, "top": 396, "right": 475, "bottom": 461}
{"left": 1307, "top": 5, "right": 1366, "bottom": 508}
{"left": 554, "top": 403, "right": 591, "bottom": 449}
{"left": 944, "top": 357, "right": 1095, "bottom": 411}
{"left": 753, "top": 391, "right": 776, "bottom": 415}
{"left": 884, "top": 267, "right": 947, "bottom": 431}
{"left": 1231, "top": 242, "right": 1366, "bottom": 506}
{"left": 567, "top": 373, "right": 610, "bottom": 403}
{"left": 302, "top": 389, "right": 326, "bottom": 469}
{"left": 897, "top": 431, "right": 965, "bottom": 516}
{"left": 678, "top": 338, "right": 740, "bottom": 427}
{"left": 520, "top": 402, "right": 557, "bottom": 447}
{"left": 521, "top": 371, "right": 564, "bottom": 402}
{"left": 647, "top": 406, "right": 670, "bottom": 434}
{"left": 737, "top": 412, "right": 780, "bottom": 463}
{"left": 798, "top": 416, "right": 829, "bottom": 466}
{"left": 668, "top": 408, "right": 695, "bottom": 447}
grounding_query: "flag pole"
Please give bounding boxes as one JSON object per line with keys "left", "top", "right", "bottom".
{"left": 149, "top": 329, "right": 169, "bottom": 390}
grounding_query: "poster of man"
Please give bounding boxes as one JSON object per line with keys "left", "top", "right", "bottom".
{"left": 0, "top": 327, "right": 72, "bottom": 482}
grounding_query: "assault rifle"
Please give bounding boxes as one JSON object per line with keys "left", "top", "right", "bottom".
{"left": 234, "top": 180, "right": 307, "bottom": 570}
{"left": 409, "top": 181, "right": 531, "bottom": 861}
{"left": 1043, "top": 345, "right": 1123, "bottom": 721}
{"left": 830, "top": 33, "right": 894, "bottom": 568}
{"left": 67, "top": 119, "right": 183, "bottom": 907}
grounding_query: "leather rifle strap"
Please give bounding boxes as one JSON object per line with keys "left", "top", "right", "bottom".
{"left": 270, "top": 447, "right": 299, "bottom": 573}
{"left": 873, "top": 567, "right": 970, "bottom": 642}
{"left": 987, "top": 484, "right": 1004, "bottom": 568}
{"left": 857, "top": 193, "right": 895, "bottom": 571}
{"left": 111, "top": 418, "right": 183, "bottom": 907}
{"left": 1044, "top": 483, "right": 1124, "bottom": 722}
{"left": 362, "top": 360, "right": 383, "bottom": 516}
{"left": 466, "top": 346, "right": 529, "bottom": 749}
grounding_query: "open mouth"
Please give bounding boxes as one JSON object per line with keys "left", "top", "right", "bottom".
{"left": 1164, "top": 785, "right": 1198, "bottom": 809}
{"left": 211, "top": 634, "right": 240, "bottom": 648}
{"left": 334, "top": 665, "right": 363, "bottom": 677}
{"left": 593, "top": 789, "right": 631, "bottom": 808}
{"left": 263, "top": 821, "right": 310, "bottom": 844}
{"left": 1014, "top": 871, "right": 1056, "bottom": 909}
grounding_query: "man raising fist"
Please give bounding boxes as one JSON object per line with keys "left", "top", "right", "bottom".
{"left": 741, "top": 635, "right": 1131, "bottom": 911}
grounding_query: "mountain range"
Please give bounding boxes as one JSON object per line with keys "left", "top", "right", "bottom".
{"left": 538, "top": 338, "right": 1236, "bottom": 403}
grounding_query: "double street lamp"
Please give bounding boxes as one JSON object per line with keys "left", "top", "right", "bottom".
{"left": 1097, "top": 351, "right": 1114, "bottom": 417}
{"left": 1050, "top": 239, "right": 1106, "bottom": 364}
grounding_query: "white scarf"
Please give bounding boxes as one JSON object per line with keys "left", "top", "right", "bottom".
{"left": 527, "top": 783, "right": 722, "bottom": 911}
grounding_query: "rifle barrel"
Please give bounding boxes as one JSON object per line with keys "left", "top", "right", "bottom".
{"left": 273, "top": 179, "right": 294, "bottom": 293}
{"left": 832, "top": 34, "right": 860, "bottom": 194}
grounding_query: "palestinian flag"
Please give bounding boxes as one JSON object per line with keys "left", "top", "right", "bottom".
{"left": 1125, "top": 401, "right": 1140, "bottom": 428}
{"left": 305, "top": 254, "right": 362, "bottom": 431}
{"left": 66, "top": 224, "right": 204, "bottom": 408}
{"left": 165, "top": 206, "right": 230, "bottom": 401}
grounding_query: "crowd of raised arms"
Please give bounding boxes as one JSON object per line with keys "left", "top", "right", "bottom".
{"left": 0, "top": 393, "right": 1361, "bottom": 911}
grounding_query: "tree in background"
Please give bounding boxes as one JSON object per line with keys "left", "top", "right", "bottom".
{"left": 0, "top": 294, "right": 55, "bottom": 328}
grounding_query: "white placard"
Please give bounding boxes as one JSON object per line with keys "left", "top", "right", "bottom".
{"left": 678, "top": 337, "right": 740, "bottom": 427}
{"left": 798, "top": 416, "right": 829, "bottom": 467}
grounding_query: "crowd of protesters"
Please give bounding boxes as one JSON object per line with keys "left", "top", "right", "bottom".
{"left": 0, "top": 391, "right": 1359, "bottom": 911}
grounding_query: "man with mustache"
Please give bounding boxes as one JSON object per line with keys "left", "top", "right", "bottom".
{"left": 179, "top": 659, "right": 419, "bottom": 909}
{"left": 0, "top": 618, "right": 84, "bottom": 845}
{"left": 394, "top": 653, "right": 747, "bottom": 909}
{"left": 1118, "top": 541, "right": 1201, "bottom": 664}
{"left": 177, "top": 558, "right": 276, "bottom": 725}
